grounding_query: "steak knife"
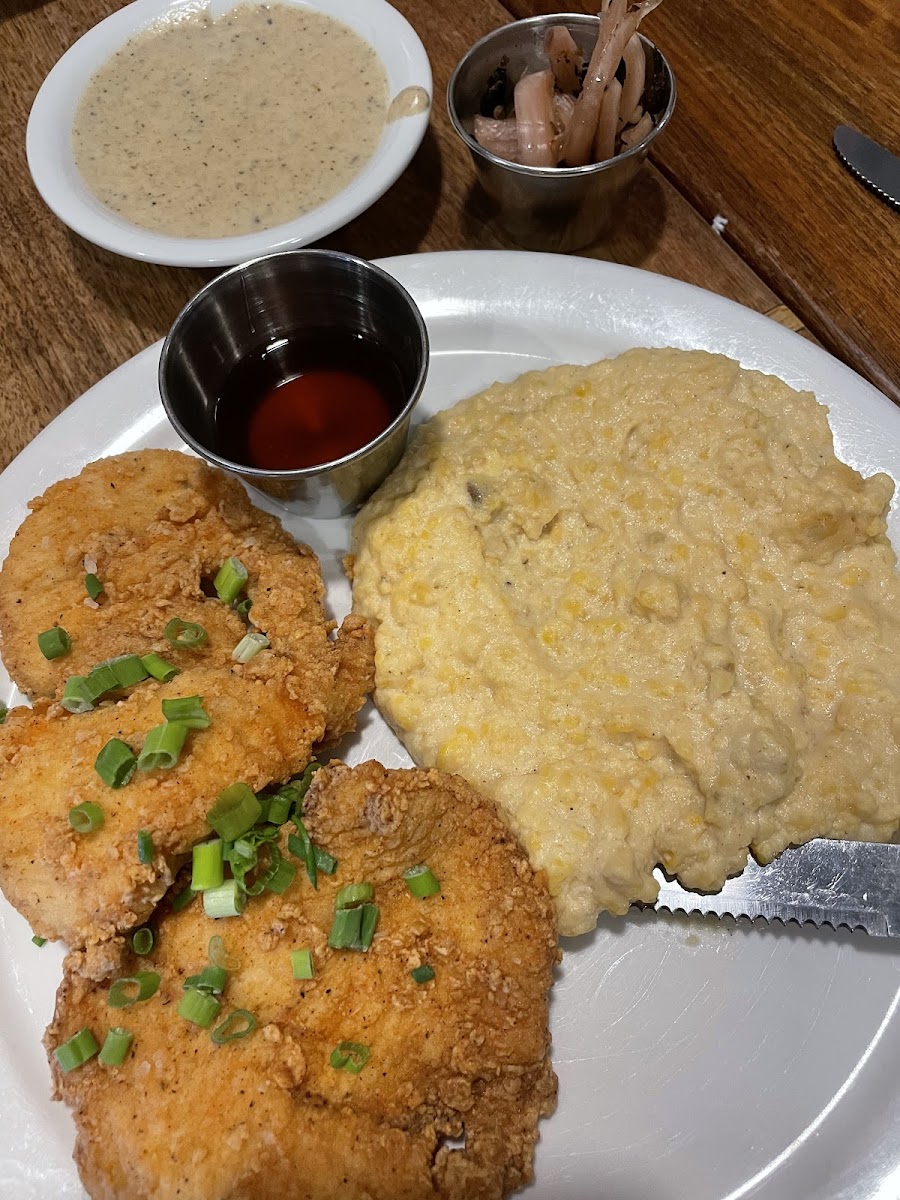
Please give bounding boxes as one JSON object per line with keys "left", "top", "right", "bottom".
{"left": 833, "top": 125, "right": 900, "bottom": 209}
{"left": 652, "top": 838, "right": 900, "bottom": 937}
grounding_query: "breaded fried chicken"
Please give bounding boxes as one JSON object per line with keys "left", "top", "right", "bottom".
{"left": 46, "top": 762, "right": 559, "bottom": 1200}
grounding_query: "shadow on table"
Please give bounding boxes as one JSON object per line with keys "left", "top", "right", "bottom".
{"left": 0, "top": 0, "right": 55, "bottom": 21}
{"left": 458, "top": 163, "right": 668, "bottom": 262}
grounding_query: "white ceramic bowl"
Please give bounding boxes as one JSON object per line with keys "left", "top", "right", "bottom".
{"left": 26, "top": 0, "right": 432, "bottom": 267}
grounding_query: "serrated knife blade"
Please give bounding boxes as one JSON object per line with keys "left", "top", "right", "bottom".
{"left": 652, "top": 838, "right": 900, "bottom": 936}
{"left": 833, "top": 125, "right": 900, "bottom": 209}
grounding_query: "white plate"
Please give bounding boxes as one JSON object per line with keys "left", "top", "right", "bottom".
{"left": 3, "top": 251, "right": 900, "bottom": 1200}
{"left": 26, "top": 0, "right": 431, "bottom": 267}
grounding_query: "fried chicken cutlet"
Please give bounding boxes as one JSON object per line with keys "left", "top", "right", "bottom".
{"left": 0, "top": 450, "right": 373, "bottom": 745}
{"left": 46, "top": 762, "right": 559, "bottom": 1200}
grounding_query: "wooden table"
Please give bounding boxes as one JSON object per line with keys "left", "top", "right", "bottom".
{"left": 1, "top": 0, "right": 894, "bottom": 474}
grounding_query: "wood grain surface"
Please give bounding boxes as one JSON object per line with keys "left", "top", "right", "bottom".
{"left": 507, "top": 0, "right": 900, "bottom": 402}
{"left": 1, "top": 0, "right": 810, "bottom": 471}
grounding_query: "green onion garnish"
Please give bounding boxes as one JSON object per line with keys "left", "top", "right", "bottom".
{"left": 203, "top": 879, "right": 246, "bottom": 919}
{"left": 61, "top": 676, "right": 95, "bottom": 714}
{"left": 314, "top": 846, "right": 338, "bottom": 875}
{"left": 141, "top": 653, "right": 180, "bottom": 683}
{"left": 265, "top": 857, "right": 297, "bottom": 895}
{"left": 137, "top": 829, "right": 154, "bottom": 865}
{"left": 291, "top": 949, "right": 315, "bottom": 980}
{"left": 328, "top": 906, "right": 362, "bottom": 950}
{"left": 213, "top": 557, "right": 248, "bottom": 605}
{"left": 137, "top": 721, "right": 189, "bottom": 772}
{"left": 191, "top": 839, "right": 224, "bottom": 891}
{"left": 211, "top": 1009, "right": 256, "bottom": 1045}
{"left": 54, "top": 1028, "right": 99, "bottom": 1073}
{"left": 235, "top": 597, "right": 253, "bottom": 618}
{"left": 177, "top": 988, "right": 220, "bottom": 1028}
{"left": 107, "top": 654, "right": 149, "bottom": 688}
{"left": 172, "top": 884, "right": 196, "bottom": 912}
{"left": 287, "top": 818, "right": 317, "bottom": 890}
{"left": 232, "top": 631, "right": 269, "bottom": 664}
{"left": 266, "top": 786, "right": 298, "bottom": 826}
{"left": 0, "top": 703, "right": 7, "bottom": 724}
{"left": 164, "top": 618, "right": 208, "bottom": 650}
{"left": 296, "top": 761, "right": 322, "bottom": 800}
{"left": 94, "top": 738, "right": 137, "bottom": 788}
{"left": 207, "top": 783, "right": 262, "bottom": 841}
{"left": 335, "top": 882, "right": 374, "bottom": 909}
{"left": 184, "top": 965, "right": 228, "bottom": 994}
{"left": 160, "top": 695, "right": 210, "bottom": 729}
{"left": 85, "top": 662, "right": 118, "bottom": 699}
{"left": 329, "top": 1041, "right": 369, "bottom": 1075}
{"left": 107, "top": 971, "right": 160, "bottom": 1009}
{"left": 131, "top": 927, "right": 154, "bottom": 956}
{"left": 84, "top": 573, "right": 104, "bottom": 601}
{"left": 98, "top": 1027, "right": 133, "bottom": 1066}
{"left": 37, "top": 626, "right": 71, "bottom": 661}
{"left": 410, "top": 964, "right": 435, "bottom": 984}
{"left": 32, "top": 935, "right": 47, "bottom": 947}
{"left": 208, "top": 935, "right": 227, "bottom": 968}
{"left": 354, "top": 903, "right": 379, "bottom": 952}
{"left": 403, "top": 864, "right": 441, "bottom": 899}
{"left": 68, "top": 801, "right": 104, "bottom": 834}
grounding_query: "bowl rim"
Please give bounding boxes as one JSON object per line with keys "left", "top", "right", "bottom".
{"left": 446, "top": 13, "right": 676, "bottom": 177}
{"left": 26, "top": 0, "right": 432, "bottom": 268}
{"left": 158, "top": 248, "right": 430, "bottom": 479}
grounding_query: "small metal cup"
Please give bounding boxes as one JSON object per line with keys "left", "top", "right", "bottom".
{"left": 448, "top": 14, "right": 676, "bottom": 252}
{"left": 159, "top": 250, "right": 429, "bottom": 518}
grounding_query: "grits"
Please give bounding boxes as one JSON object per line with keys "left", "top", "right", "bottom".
{"left": 351, "top": 348, "right": 900, "bottom": 935}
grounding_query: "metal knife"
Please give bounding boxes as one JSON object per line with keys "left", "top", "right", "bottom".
{"left": 652, "top": 838, "right": 900, "bottom": 937}
{"left": 833, "top": 125, "right": 900, "bottom": 209}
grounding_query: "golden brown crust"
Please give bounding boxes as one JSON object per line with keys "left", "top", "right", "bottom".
{"left": 47, "top": 762, "right": 558, "bottom": 1200}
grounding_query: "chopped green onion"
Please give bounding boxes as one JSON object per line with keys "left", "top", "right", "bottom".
{"left": 213, "top": 557, "right": 248, "bottom": 605}
{"left": 191, "top": 839, "right": 224, "bottom": 891}
{"left": 403, "top": 864, "right": 441, "bottom": 899}
{"left": 329, "top": 1041, "right": 369, "bottom": 1075}
{"left": 37, "top": 626, "right": 71, "bottom": 661}
{"left": 99, "top": 1026, "right": 133, "bottom": 1066}
{"left": 291, "top": 949, "right": 315, "bottom": 980}
{"left": 207, "top": 783, "right": 262, "bottom": 841}
{"left": 172, "top": 884, "right": 196, "bottom": 913}
{"left": 183, "top": 965, "right": 228, "bottom": 994}
{"left": 177, "top": 988, "right": 220, "bottom": 1028}
{"left": 232, "top": 631, "right": 269, "bottom": 664}
{"left": 137, "top": 829, "right": 154, "bottom": 865}
{"left": 235, "top": 597, "right": 253, "bottom": 618}
{"left": 131, "top": 927, "right": 154, "bottom": 956}
{"left": 411, "top": 964, "right": 435, "bottom": 984}
{"left": 164, "top": 618, "right": 208, "bottom": 650}
{"left": 94, "top": 738, "right": 137, "bottom": 788}
{"left": 354, "top": 903, "right": 379, "bottom": 952}
{"left": 141, "top": 653, "right": 180, "bottom": 683}
{"left": 61, "top": 676, "right": 95, "bottom": 714}
{"left": 0, "top": 703, "right": 7, "bottom": 724}
{"left": 85, "top": 662, "right": 119, "bottom": 699}
{"left": 266, "top": 857, "right": 297, "bottom": 895}
{"left": 137, "top": 721, "right": 189, "bottom": 772}
{"left": 287, "top": 818, "right": 317, "bottom": 890}
{"left": 54, "top": 1028, "right": 99, "bottom": 1072}
{"left": 68, "top": 801, "right": 104, "bottom": 834}
{"left": 208, "top": 935, "right": 227, "bottom": 967}
{"left": 266, "top": 787, "right": 298, "bottom": 826}
{"left": 335, "top": 882, "right": 373, "bottom": 909}
{"left": 203, "top": 879, "right": 246, "bottom": 919}
{"left": 107, "top": 971, "right": 160, "bottom": 1009}
{"left": 161, "top": 695, "right": 210, "bottom": 729}
{"left": 107, "top": 654, "right": 149, "bottom": 688}
{"left": 84, "top": 573, "right": 104, "bottom": 601}
{"left": 296, "top": 761, "right": 322, "bottom": 800}
{"left": 32, "top": 935, "right": 47, "bottom": 947}
{"left": 314, "top": 846, "right": 338, "bottom": 875}
{"left": 211, "top": 1009, "right": 256, "bottom": 1045}
{"left": 328, "top": 906, "right": 362, "bottom": 950}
